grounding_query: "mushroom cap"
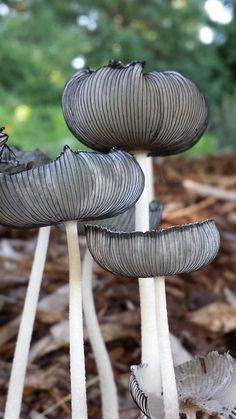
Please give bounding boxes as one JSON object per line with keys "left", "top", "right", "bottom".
{"left": 85, "top": 220, "right": 220, "bottom": 278}
{"left": 62, "top": 61, "right": 209, "bottom": 156}
{"left": 129, "top": 364, "right": 164, "bottom": 419}
{"left": 77, "top": 200, "right": 163, "bottom": 235}
{"left": 130, "top": 352, "right": 236, "bottom": 419}
{"left": 176, "top": 351, "right": 236, "bottom": 418}
{"left": 0, "top": 127, "right": 8, "bottom": 148}
{"left": 0, "top": 147, "right": 144, "bottom": 229}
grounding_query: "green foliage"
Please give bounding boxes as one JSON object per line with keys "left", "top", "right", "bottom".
{"left": 0, "top": 0, "right": 235, "bottom": 154}
{"left": 1, "top": 103, "right": 88, "bottom": 156}
{"left": 182, "top": 133, "right": 216, "bottom": 157}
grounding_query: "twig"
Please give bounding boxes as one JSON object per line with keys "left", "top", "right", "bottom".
{"left": 183, "top": 179, "right": 236, "bottom": 202}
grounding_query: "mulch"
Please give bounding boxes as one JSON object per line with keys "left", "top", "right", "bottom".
{"left": 0, "top": 153, "right": 236, "bottom": 419}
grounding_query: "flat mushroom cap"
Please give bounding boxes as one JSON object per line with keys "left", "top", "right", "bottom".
{"left": 176, "top": 351, "right": 236, "bottom": 418}
{"left": 0, "top": 147, "right": 144, "bottom": 229}
{"left": 78, "top": 200, "right": 163, "bottom": 235}
{"left": 85, "top": 220, "right": 220, "bottom": 278}
{"left": 62, "top": 61, "right": 209, "bottom": 156}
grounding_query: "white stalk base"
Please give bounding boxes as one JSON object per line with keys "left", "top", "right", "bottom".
{"left": 186, "top": 411, "right": 197, "bottom": 419}
{"left": 65, "top": 221, "right": 87, "bottom": 419}
{"left": 134, "top": 151, "right": 161, "bottom": 397}
{"left": 155, "top": 276, "right": 179, "bottom": 419}
{"left": 4, "top": 226, "right": 51, "bottom": 419}
{"left": 82, "top": 247, "right": 119, "bottom": 419}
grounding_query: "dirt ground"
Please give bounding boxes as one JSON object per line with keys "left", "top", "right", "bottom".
{"left": 0, "top": 153, "right": 236, "bottom": 419}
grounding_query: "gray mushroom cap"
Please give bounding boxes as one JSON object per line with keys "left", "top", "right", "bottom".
{"left": 0, "top": 147, "right": 144, "bottom": 229}
{"left": 78, "top": 200, "right": 163, "bottom": 235}
{"left": 176, "top": 351, "right": 236, "bottom": 418}
{"left": 62, "top": 61, "right": 209, "bottom": 156}
{"left": 85, "top": 220, "right": 220, "bottom": 278}
{"left": 0, "top": 127, "right": 8, "bottom": 148}
{"left": 129, "top": 364, "right": 164, "bottom": 419}
{"left": 130, "top": 352, "right": 236, "bottom": 419}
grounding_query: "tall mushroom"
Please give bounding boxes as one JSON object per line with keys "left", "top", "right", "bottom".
{"left": 85, "top": 220, "right": 220, "bottom": 418}
{"left": 81, "top": 200, "right": 163, "bottom": 419}
{"left": 0, "top": 134, "right": 51, "bottom": 419}
{"left": 0, "top": 146, "right": 144, "bottom": 419}
{"left": 62, "top": 59, "right": 209, "bottom": 417}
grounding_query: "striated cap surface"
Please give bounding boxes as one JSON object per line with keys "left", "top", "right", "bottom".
{"left": 62, "top": 61, "right": 209, "bottom": 156}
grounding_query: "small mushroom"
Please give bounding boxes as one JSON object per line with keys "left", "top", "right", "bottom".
{"left": 80, "top": 200, "right": 163, "bottom": 419}
{"left": 85, "top": 220, "right": 220, "bottom": 418}
{"left": 176, "top": 351, "right": 236, "bottom": 419}
{"left": 129, "top": 352, "right": 236, "bottom": 419}
{"left": 1, "top": 146, "right": 144, "bottom": 419}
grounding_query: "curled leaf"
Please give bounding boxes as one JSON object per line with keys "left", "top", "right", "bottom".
{"left": 62, "top": 61, "right": 208, "bottom": 155}
{"left": 0, "top": 147, "right": 144, "bottom": 228}
{"left": 85, "top": 220, "right": 220, "bottom": 277}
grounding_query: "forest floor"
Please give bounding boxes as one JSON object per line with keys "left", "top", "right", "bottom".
{"left": 0, "top": 153, "right": 236, "bottom": 419}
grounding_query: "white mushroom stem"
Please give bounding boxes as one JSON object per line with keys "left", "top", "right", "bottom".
{"left": 147, "top": 156, "right": 155, "bottom": 201}
{"left": 186, "top": 411, "right": 197, "bottom": 419}
{"left": 134, "top": 151, "right": 161, "bottom": 397}
{"left": 155, "top": 276, "right": 179, "bottom": 419}
{"left": 4, "top": 226, "right": 50, "bottom": 419}
{"left": 82, "top": 247, "right": 119, "bottom": 419}
{"left": 65, "top": 221, "right": 87, "bottom": 419}
{"left": 147, "top": 155, "right": 179, "bottom": 418}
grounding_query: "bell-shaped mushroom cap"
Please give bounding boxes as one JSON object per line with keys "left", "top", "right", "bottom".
{"left": 85, "top": 220, "right": 220, "bottom": 278}
{"left": 78, "top": 200, "right": 163, "bottom": 235}
{"left": 0, "top": 147, "right": 144, "bottom": 229}
{"left": 129, "top": 364, "right": 164, "bottom": 419}
{"left": 62, "top": 61, "right": 209, "bottom": 156}
{"left": 176, "top": 351, "right": 236, "bottom": 418}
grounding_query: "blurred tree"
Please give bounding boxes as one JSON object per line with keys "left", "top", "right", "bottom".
{"left": 0, "top": 0, "right": 235, "bottom": 152}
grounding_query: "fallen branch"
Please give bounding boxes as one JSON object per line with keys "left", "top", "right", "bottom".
{"left": 183, "top": 179, "right": 236, "bottom": 202}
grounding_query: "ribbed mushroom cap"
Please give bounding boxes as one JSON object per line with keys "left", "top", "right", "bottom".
{"left": 0, "top": 127, "right": 8, "bottom": 148}
{"left": 78, "top": 200, "right": 163, "bottom": 235}
{"left": 129, "top": 364, "right": 164, "bottom": 419}
{"left": 130, "top": 352, "right": 236, "bottom": 419}
{"left": 0, "top": 147, "right": 144, "bottom": 229}
{"left": 62, "top": 61, "right": 209, "bottom": 156}
{"left": 176, "top": 351, "right": 236, "bottom": 418}
{"left": 85, "top": 220, "right": 220, "bottom": 278}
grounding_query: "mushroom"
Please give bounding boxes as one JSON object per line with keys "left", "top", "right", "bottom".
{"left": 0, "top": 136, "right": 52, "bottom": 419}
{"left": 62, "top": 59, "right": 209, "bottom": 417}
{"left": 81, "top": 200, "right": 163, "bottom": 419}
{"left": 0, "top": 146, "right": 144, "bottom": 419}
{"left": 176, "top": 351, "right": 236, "bottom": 419}
{"left": 85, "top": 220, "right": 220, "bottom": 418}
{"left": 130, "top": 351, "right": 236, "bottom": 419}
{"left": 0, "top": 126, "right": 8, "bottom": 148}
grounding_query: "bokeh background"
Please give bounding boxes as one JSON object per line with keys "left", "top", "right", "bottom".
{"left": 0, "top": 0, "right": 235, "bottom": 156}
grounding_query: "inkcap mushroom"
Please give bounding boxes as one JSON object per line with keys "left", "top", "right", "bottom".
{"left": 0, "top": 146, "right": 144, "bottom": 419}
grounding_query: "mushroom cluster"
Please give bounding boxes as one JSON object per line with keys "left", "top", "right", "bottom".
{"left": 62, "top": 60, "right": 221, "bottom": 419}
{"left": 1, "top": 58, "right": 224, "bottom": 419}
{"left": 0, "top": 130, "right": 145, "bottom": 419}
